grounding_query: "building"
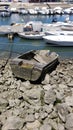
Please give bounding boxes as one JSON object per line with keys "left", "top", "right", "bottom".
{"left": 29, "top": 0, "right": 57, "bottom": 2}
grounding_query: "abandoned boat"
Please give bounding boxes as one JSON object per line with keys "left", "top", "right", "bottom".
{"left": 10, "top": 50, "right": 59, "bottom": 81}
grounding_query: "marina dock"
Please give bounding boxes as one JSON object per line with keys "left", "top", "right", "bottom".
{"left": 0, "top": 23, "right": 25, "bottom": 35}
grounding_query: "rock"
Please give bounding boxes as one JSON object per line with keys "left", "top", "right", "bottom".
{"left": 65, "top": 96, "right": 73, "bottom": 106}
{"left": 2, "top": 116, "right": 24, "bottom": 130}
{"left": 50, "top": 70, "right": 56, "bottom": 76}
{"left": 8, "top": 99, "right": 16, "bottom": 107}
{"left": 48, "top": 119, "right": 58, "bottom": 130}
{"left": 57, "top": 103, "right": 68, "bottom": 122}
{"left": 25, "top": 88, "right": 41, "bottom": 100}
{"left": 58, "top": 123, "right": 64, "bottom": 130}
{"left": 43, "top": 84, "right": 53, "bottom": 91}
{"left": 22, "top": 81, "right": 32, "bottom": 89}
{"left": 43, "top": 104, "right": 53, "bottom": 114}
{"left": 0, "top": 98, "right": 9, "bottom": 108}
{"left": 35, "top": 113, "right": 39, "bottom": 119}
{"left": 25, "top": 114, "right": 35, "bottom": 122}
{"left": 26, "top": 120, "right": 41, "bottom": 129}
{"left": 58, "top": 84, "right": 67, "bottom": 89}
{"left": 26, "top": 108, "right": 35, "bottom": 114}
{"left": 0, "top": 121, "right": 3, "bottom": 129}
{"left": 12, "top": 108, "right": 20, "bottom": 116}
{"left": 0, "top": 58, "right": 73, "bottom": 130}
{"left": 15, "top": 80, "right": 21, "bottom": 88}
{"left": 0, "top": 77, "right": 5, "bottom": 85}
{"left": 39, "top": 112, "right": 48, "bottom": 120}
{"left": 44, "top": 88, "right": 56, "bottom": 104}
{"left": 42, "top": 74, "right": 50, "bottom": 85}
{"left": 68, "top": 81, "right": 73, "bottom": 87}
{"left": 9, "top": 99, "right": 20, "bottom": 107}
{"left": 65, "top": 113, "right": 73, "bottom": 130}
{"left": 20, "top": 86, "right": 26, "bottom": 92}
{"left": 22, "top": 126, "right": 28, "bottom": 130}
{"left": 5, "top": 80, "right": 11, "bottom": 86}
{"left": 54, "top": 89, "right": 64, "bottom": 100}
{"left": 49, "top": 109, "right": 58, "bottom": 119}
{"left": 10, "top": 84, "right": 17, "bottom": 89}
{"left": 40, "top": 124, "right": 52, "bottom": 130}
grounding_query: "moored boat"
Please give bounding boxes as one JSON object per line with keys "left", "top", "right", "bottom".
{"left": 10, "top": 50, "right": 59, "bottom": 81}
{"left": 61, "top": 25, "right": 73, "bottom": 31}
{"left": 18, "top": 31, "right": 45, "bottom": 40}
{"left": 18, "top": 21, "right": 45, "bottom": 40}
{"left": 43, "top": 35, "right": 73, "bottom": 46}
{"left": 0, "top": 10, "right": 11, "bottom": 17}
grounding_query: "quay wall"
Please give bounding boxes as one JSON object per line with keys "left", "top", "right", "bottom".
{"left": 0, "top": 2, "right": 73, "bottom": 9}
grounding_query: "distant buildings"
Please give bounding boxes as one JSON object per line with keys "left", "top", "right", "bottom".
{"left": 0, "top": 0, "right": 61, "bottom": 2}
{"left": 28, "top": 0, "right": 57, "bottom": 1}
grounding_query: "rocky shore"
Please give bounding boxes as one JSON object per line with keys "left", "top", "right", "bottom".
{"left": 0, "top": 57, "right": 73, "bottom": 130}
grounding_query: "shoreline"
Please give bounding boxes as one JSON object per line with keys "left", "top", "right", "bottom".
{"left": 0, "top": 57, "right": 73, "bottom": 130}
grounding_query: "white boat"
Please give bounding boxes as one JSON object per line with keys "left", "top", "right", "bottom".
{"left": 45, "top": 30, "right": 73, "bottom": 36}
{"left": 18, "top": 31, "right": 45, "bottom": 40}
{"left": 63, "top": 8, "right": 72, "bottom": 14}
{"left": 0, "top": 10, "right": 11, "bottom": 17}
{"left": 10, "top": 7, "right": 17, "bottom": 13}
{"left": 43, "top": 35, "right": 73, "bottom": 46}
{"left": 28, "top": 9, "right": 38, "bottom": 15}
{"left": 53, "top": 6, "right": 63, "bottom": 15}
{"left": 18, "top": 8, "right": 28, "bottom": 15}
{"left": 61, "top": 24, "right": 73, "bottom": 31}
{"left": 18, "top": 21, "right": 45, "bottom": 40}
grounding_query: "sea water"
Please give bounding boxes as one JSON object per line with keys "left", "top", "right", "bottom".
{"left": 0, "top": 14, "right": 73, "bottom": 59}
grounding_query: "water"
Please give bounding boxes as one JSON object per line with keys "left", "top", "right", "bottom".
{"left": 0, "top": 13, "right": 73, "bottom": 59}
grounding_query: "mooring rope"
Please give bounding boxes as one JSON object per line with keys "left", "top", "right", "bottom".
{"left": 0, "top": 41, "right": 14, "bottom": 73}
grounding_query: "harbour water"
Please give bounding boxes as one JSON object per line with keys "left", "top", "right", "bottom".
{"left": 0, "top": 13, "right": 73, "bottom": 59}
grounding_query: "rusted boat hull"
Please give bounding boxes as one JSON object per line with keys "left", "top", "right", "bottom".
{"left": 10, "top": 50, "right": 59, "bottom": 81}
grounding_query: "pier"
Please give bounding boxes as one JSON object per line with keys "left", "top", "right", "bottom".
{"left": 0, "top": 23, "right": 25, "bottom": 35}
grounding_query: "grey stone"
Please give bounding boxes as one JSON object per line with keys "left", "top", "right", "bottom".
{"left": 25, "top": 114, "right": 35, "bottom": 122}
{"left": 42, "top": 74, "right": 50, "bottom": 85}
{"left": 20, "top": 86, "right": 26, "bottom": 92}
{"left": 58, "top": 123, "right": 64, "bottom": 130}
{"left": 68, "top": 81, "right": 73, "bottom": 87}
{"left": 57, "top": 103, "right": 68, "bottom": 122}
{"left": 25, "top": 88, "right": 41, "bottom": 100}
{"left": 44, "top": 88, "right": 56, "bottom": 104}
{"left": 35, "top": 113, "right": 40, "bottom": 119}
{"left": 65, "top": 96, "right": 73, "bottom": 106}
{"left": 26, "top": 120, "right": 41, "bottom": 129}
{"left": 0, "top": 98, "right": 9, "bottom": 108}
{"left": 39, "top": 112, "right": 48, "bottom": 120}
{"left": 48, "top": 119, "right": 58, "bottom": 130}
{"left": 43, "top": 104, "right": 53, "bottom": 114}
{"left": 2, "top": 116, "right": 24, "bottom": 130}
{"left": 65, "top": 113, "right": 73, "bottom": 130}
{"left": 22, "top": 81, "right": 32, "bottom": 89}
{"left": 0, "top": 77, "right": 5, "bottom": 85}
{"left": 43, "top": 84, "right": 53, "bottom": 91}
{"left": 40, "top": 124, "right": 52, "bottom": 130}
{"left": 9, "top": 99, "right": 20, "bottom": 107}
